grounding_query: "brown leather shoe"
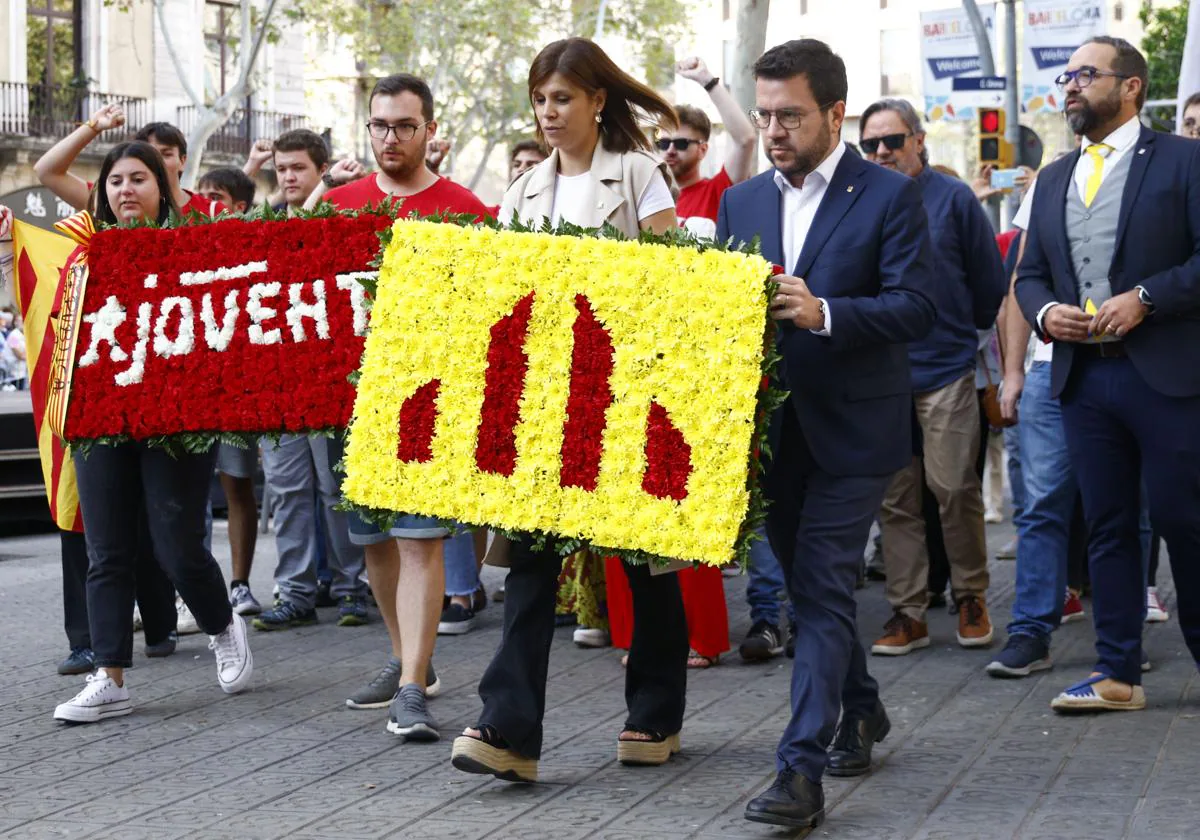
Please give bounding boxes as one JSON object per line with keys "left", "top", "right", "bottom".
{"left": 956, "top": 594, "right": 994, "bottom": 647}
{"left": 870, "top": 612, "right": 930, "bottom": 656}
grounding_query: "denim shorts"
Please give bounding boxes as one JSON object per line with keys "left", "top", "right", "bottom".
{"left": 215, "top": 440, "right": 258, "bottom": 479}
{"left": 346, "top": 508, "right": 450, "bottom": 544}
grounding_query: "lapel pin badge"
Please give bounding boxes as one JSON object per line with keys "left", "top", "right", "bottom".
{"left": 847, "top": 186, "right": 854, "bottom": 193}
{"left": 1138, "top": 148, "right": 1146, "bottom": 155}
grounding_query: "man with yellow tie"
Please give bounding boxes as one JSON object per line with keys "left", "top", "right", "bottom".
{"left": 1016, "top": 36, "right": 1200, "bottom": 712}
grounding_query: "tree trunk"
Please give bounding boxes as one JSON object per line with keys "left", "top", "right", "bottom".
{"left": 731, "top": 0, "right": 770, "bottom": 118}
{"left": 180, "top": 102, "right": 238, "bottom": 190}
{"left": 468, "top": 137, "right": 500, "bottom": 193}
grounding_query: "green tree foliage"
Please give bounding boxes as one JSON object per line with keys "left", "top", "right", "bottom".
{"left": 289, "top": 0, "right": 689, "bottom": 188}
{"left": 1140, "top": 0, "right": 1189, "bottom": 128}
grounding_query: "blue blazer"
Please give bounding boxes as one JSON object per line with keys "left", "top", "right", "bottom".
{"left": 716, "top": 152, "right": 937, "bottom": 478}
{"left": 1015, "top": 125, "right": 1200, "bottom": 398}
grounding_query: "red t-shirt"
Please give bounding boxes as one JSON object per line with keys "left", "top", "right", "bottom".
{"left": 676, "top": 168, "right": 734, "bottom": 238}
{"left": 324, "top": 174, "right": 491, "bottom": 221}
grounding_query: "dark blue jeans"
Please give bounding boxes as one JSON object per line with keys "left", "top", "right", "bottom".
{"left": 74, "top": 442, "right": 232, "bottom": 668}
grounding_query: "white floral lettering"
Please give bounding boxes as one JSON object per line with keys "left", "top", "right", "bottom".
{"left": 115, "top": 302, "right": 152, "bottom": 386}
{"left": 179, "top": 260, "right": 268, "bottom": 286}
{"left": 247, "top": 282, "right": 283, "bottom": 345}
{"left": 201, "top": 290, "right": 240, "bottom": 351}
{"left": 336, "top": 272, "right": 374, "bottom": 336}
{"left": 152, "top": 297, "right": 196, "bottom": 358}
{"left": 286, "top": 281, "right": 330, "bottom": 342}
{"left": 78, "top": 295, "right": 129, "bottom": 367}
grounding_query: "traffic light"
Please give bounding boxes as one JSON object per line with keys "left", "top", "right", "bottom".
{"left": 978, "top": 108, "right": 1012, "bottom": 168}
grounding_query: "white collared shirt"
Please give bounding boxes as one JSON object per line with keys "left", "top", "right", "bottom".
{"left": 1071, "top": 114, "right": 1141, "bottom": 203}
{"left": 773, "top": 140, "right": 845, "bottom": 336}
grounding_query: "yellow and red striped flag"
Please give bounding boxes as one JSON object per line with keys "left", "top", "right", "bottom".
{"left": 11, "top": 220, "right": 83, "bottom": 532}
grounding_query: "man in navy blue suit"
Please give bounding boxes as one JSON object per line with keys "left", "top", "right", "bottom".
{"left": 716, "top": 39, "right": 937, "bottom": 829}
{"left": 1015, "top": 36, "right": 1200, "bottom": 713}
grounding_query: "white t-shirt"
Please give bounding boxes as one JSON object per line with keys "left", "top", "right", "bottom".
{"left": 550, "top": 170, "right": 674, "bottom": 227}
{"left": 1011, "top": 183, "right": 1053, "bottom": 364}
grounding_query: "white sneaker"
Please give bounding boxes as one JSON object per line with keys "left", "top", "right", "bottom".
{"left": 177, "top": 598, "right": 201, "bottom": 635}
{"left": 1146, "top": 587, "right": 1169, "bottom": 623}
{"left": 53, "top": 669, "right": 132, "bottom": 724}
{"left": 573, "top": 626, "right": 611, "bottom": 648}
{"left": 210, "top": 613, "right": 253, "bottom": 694}
{"left": 132, "top": 605, "right": 143, "bottom": 632}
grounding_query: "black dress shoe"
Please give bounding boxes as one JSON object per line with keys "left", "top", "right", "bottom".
{"left": 827, "top": 702, "right": 891, "bottom": 777}
{"left": 744, "top": 769, "right": 824, "bottom": 829}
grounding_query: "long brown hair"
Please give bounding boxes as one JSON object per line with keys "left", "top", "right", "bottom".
{"left": 90, "top": 141, "right": 180, "bottom": 226}
{"left": 528, "top": 38, "right": 677, "bottom": 154}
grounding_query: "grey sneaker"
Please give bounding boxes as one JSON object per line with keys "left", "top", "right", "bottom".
{"left": 346, "top": 656, "right": 402, "bottom": 709}
{"left": 386, "top": 684, "right": 439, "bottom": 741}
{"left": 230, "top": 583, "right": 263, "bottom": 616}
{"left": 345, "top": 658, "right": 440, "bottom": 709}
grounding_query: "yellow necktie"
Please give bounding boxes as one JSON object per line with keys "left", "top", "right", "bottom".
{"left": 1083, "top": 144, "right": 1113, "bottom": 207}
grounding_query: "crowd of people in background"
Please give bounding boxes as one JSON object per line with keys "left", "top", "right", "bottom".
{"left": 1, "top": 30, "right": 1198, "bottom": 833}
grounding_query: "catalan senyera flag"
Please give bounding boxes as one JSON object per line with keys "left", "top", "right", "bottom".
{"left": 11, "top": 220, "right": 83, "bottom": 532}
{"left": 343, "top": 222, "right": 770, "bottom": 566}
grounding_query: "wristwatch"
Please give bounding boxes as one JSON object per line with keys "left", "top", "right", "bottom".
{"left": 1135, "top": 285, "right": 1155, "bottom": 313}
{"left": 703, "top": 76, "right": 720, "bottom": 92}
{"left": 322, "top": 172, "right": 337, "bottom": 188}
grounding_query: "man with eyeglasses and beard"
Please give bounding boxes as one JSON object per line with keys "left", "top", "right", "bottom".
{"left": 716, "top": 39, "right": 937, "bottom": 829}
{"left": 307, "top": 73, "right": 491, "bottom": 743}
{"left": 655, "top": 57, "right": 757, "bottom": 240}
{"left": 859, "top": 99, "right": 1006, "bottom": 659}
{"left": 1015, "top": 37, "right": 1200, "bottom": 714}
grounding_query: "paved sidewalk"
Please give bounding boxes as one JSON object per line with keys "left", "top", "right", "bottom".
{"left": 0, "top": 521, "right": 1195, "bottom": 840}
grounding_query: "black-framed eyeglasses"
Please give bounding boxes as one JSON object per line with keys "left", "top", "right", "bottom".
{"left": 656, "top": 137, "right": 697, "bottom": 152}
{"left": 1054, "top": 67, "right": 1130, "bottom": 90}
{"left": 860, "top": 132, "right": 913, "bottom": 155}
{"left": 748, "top": 105, "right": 834, "bottom": 130}
{"left": 365, "top": 120, "right": 430, "bottom": 142}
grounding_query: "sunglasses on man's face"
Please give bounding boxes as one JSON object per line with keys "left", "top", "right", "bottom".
{"left": 860, "top": 133, "right": 913, "bottom": 155}
{"left": 656, "top": 138, "right": 697, "bottom": 152}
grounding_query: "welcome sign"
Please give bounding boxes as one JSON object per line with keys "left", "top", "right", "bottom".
{"left": 919, "top": 4, "right": 998, "bottom": 122}
{"left": 1022, "top": 0, "right": 1107, "bottom": 113}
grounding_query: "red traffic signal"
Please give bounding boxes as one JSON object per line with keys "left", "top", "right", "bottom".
{"left": 980, "top": 108, "right": 1002, "bottom": 134}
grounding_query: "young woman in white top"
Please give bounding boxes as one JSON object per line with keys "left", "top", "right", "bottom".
{"left": 451, "top": 38, "right": 689, "bottom": 784}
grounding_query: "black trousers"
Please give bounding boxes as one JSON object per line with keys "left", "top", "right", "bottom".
{"left": 73, "top": 442, "right": 231, "bottom": 668}
{"left": 478, "top": 539, "right": 688, "bottom": 758}
{"left": 62, "top": 527, "right": 177, "bottom": 651}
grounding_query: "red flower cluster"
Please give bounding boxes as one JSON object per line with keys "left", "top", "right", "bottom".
{"left": 642, "top": 401, "right": 692, "bottom": 501}
{"left": 397, "top": 379, "right": 441, "bottom": 462}
{"left": 65, "top": 214, "right": 392, "bottom": 440}
{"left": 559, "top": 295, "right": 614, "bottom": 491}
{"left": 475, "top": 291, "right": 535, "bottom": 475}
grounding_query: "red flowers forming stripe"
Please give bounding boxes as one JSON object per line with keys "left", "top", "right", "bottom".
{"left": 559, "top": 295, "right": 614, "bottom": 491}
{"left": 397, "top": 379, "right": 441, "bottom": 463}
{"left": 642, "top": 401, "right": 692, "bottom": 501}
{"left": 475, "top": 291, "right": 535, "bottom": 476}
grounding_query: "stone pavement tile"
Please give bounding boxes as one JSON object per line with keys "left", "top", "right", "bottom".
{"left": 0, "top": 797, "right": 79, "bottom": 822}
{"left": 83, "top": 825, "right": 196, "bottom": 840}
{"left": 500, "top": 784, "right": 647, "bottom": 833}
{"left": 0, "top": 822, "right": 100, "bottom": 840}
{"left": 601, "top": 787, "right": 730, "bottom": 834}
{"left": 696, "top": 803, "right": 816, "bottom": 839}
{"left": 377, "top": 817, "right": 501, "bottom": 840}
{"left": 426, "top": 781, "right": 563, "bottom": 824}
{"left": 117, "top": 804, "right": 229, "bottom": 833}
{"left": 254, "top": 775, "right": 399, "bottom": 813}
{"left": 953, "top": 763, "right": 1061, "bottom": 792}
{"left": 1127, "top": 797, "right": 1200, "bottom": 840}
{"left": 1048, "top": 757, "right": 1156, "bottom": 795}
{"left": 1017, "top": 810, "right": 1131, "bottom": 839}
